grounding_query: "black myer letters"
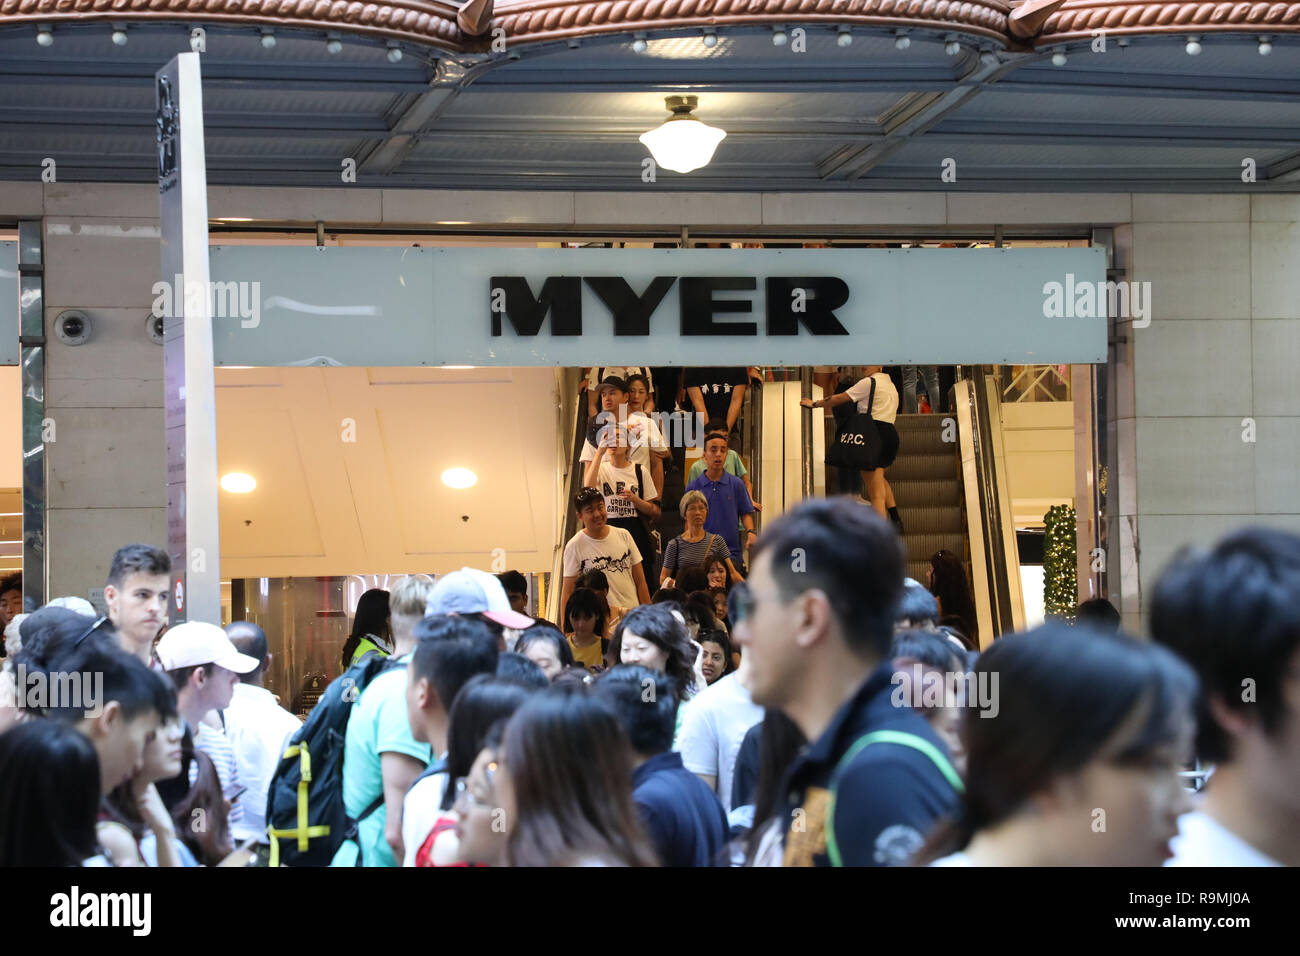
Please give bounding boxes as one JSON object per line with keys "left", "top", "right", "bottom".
{"left": 490, "top": 275, "right": 851, "bottom": 337}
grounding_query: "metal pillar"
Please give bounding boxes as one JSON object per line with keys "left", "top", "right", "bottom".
{"left": 157, "top": 53, "right": 221, "bottom": 625}
{"left": 17, "top": 221, "right": 45, "bottom": 606}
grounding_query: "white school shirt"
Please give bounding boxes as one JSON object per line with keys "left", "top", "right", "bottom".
{"left": 846, "top": 372, "right": 900, "bottom": 424}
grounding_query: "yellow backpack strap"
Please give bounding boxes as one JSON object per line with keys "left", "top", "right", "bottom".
{"left": 266, "top": 741, "right": 331, "bottom": 867}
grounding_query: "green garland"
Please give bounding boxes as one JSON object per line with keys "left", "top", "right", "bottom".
{"left": 1043, "top": 504, "right": 1077, "bottom": 622}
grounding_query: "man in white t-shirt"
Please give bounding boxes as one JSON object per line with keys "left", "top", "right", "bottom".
{"left": 559, "top": 487, "right": 651, "bottom": 624}
{"left": 224, "top": 621, "right": 302, "bottom": 845}
{"left": 675, "top": 654, "right": 763, "bottom": 816}
{"left": 1151, "top": 528, "right": 1298, "bottom": 867}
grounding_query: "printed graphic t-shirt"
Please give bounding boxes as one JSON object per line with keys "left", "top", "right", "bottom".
{"left": 594, "top": 459, "right": 658, "bottom": 520}
{"left": 683, "top": 368, "right": 748, "bottom": 427}
{"left": 563, "top": 526, "right": 644, "bottom": 610}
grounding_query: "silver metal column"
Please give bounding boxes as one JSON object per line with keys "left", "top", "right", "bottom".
{"left": 17, "top": 220, "right": 45, "bottom": 606}
{"left": 157, "top": 53, "right": 222, "bottom": 625}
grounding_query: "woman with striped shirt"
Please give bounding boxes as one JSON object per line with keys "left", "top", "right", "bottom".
{"left": 660, "top": 490, "right": 744, "bottom": 588}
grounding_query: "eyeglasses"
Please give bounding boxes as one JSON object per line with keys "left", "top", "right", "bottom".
{"left": 727, "top": 582, "right": 755, "bottom": 624}
{"left": 453, "top": 761, "right": 498, "bottom": 810}
{"left": 73, "top": 615, "right": 110, "bottom": 648}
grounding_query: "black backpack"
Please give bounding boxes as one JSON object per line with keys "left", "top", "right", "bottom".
{"left": 265, "top": 652, "right": 404, "bottom": 866}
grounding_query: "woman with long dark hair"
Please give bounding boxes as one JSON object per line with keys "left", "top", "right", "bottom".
{"left": 916, "top": 623, "right": 1197, "bottom": 866}
{"left": 340, "top": 588, "right": 392, "bottom": 669}
{"left": 497, "top": 686, "right": 658, "bottom": 867}
{"left": 0, "top": 720, "right": 103, "bottom": 866}
{"left": 927, "top": 550, "right": 978, "bottom": 647}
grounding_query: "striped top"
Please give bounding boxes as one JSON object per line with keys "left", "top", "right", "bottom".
{"left": 190, "top": 718, "right": 245, "bottom": 828}
{"left": 662, "top": 533, "right": 730, "bottom": 578}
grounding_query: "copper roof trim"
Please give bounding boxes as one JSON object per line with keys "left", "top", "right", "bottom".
{"left": 1, "top": 0, "right": 1295, "bottom": 49}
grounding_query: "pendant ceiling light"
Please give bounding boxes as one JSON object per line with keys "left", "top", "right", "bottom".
{"left": 639, "top": 95, "right": 726, "bottom": 174}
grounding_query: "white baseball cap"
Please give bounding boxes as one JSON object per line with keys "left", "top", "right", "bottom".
{"left": 155, "top": 620, "right": 260, "bottom": 674}
{"left": 425, "top": 568, "right": 534, "bottom": 630}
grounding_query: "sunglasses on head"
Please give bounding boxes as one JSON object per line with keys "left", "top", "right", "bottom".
{"left": 73, "top": 615, "right": 110, "bottom": 648}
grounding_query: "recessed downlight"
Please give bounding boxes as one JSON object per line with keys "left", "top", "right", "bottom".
{"left": 220, "top": 473, "right": 257, "bottom": 493}
{"left": 441, "top": 468, "right": 477, "bottom": 489}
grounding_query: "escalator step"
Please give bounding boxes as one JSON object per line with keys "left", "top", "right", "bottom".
{"left": 897, "top": 506, "right": 962, "bottom": 534}
{"left": 892, "top": 479, "right": 961, "bottom": 507}
{"left": 888, "top": 455, "right": 957, "bottom": 481}
{"left": 903, "top": 532, "right": 966, "bottom": 562}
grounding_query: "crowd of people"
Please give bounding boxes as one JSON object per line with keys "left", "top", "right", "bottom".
{"left": 0, "top": 492, "right": 1295, "bottom": 868}
{"left": 0, "top": 365, "right": 1291, "bottom": 868}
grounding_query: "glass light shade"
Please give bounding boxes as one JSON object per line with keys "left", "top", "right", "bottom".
{"left": 220, "top": 473, "right": 257, "bottom": 493}
{"left": 441, "top": 467, "right": 478, "bottom": 489}
{"left": 639, "top": 115, "right": 726, "bottom": 174}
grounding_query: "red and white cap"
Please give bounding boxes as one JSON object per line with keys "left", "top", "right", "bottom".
{"left": 425, "top": 568, "right": 534, "bottom": 630}
{"left": 155, "top": 621, "right": 260, "bottom": 673}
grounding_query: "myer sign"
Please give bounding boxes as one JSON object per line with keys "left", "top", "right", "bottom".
{"left": 210, "top": 246, "right": 1106, "bottom": 366}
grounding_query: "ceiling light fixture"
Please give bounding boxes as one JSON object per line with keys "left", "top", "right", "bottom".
{"left": 387, "top": 41, "right": 403, "bottom": 62}
{"left": 36, "top": 26, "right": 53, "bottom": 47}
{"left": 441, "top": 468, "right": 478, "bottom": 489}
{"left": 1258, "top": 36, "right": 1272, "bottom": 55}
{"left": 702, "top": 28, "right": 718, "bottom": 48}
{"left": 772, "top": 26, "right": 788, "bottom": 47}
{"left": 1051, "top": 50, "right": 1068, "bottom": 66}
{"left": 261, "top": 28, "right": 277, "bottom": 50}
{"left": 111, "top": 27, "right": 128, "bottom": 46}
{"left": 639, "top": 95, "right": 727, "bottom": 174}
{"left": 1185, "top": 35, "right": 1201, "bottom": 55}
{"left": 220, "top": 473, "right": 257, "bottom": 494}
{"left": 944, "top": 38, "right": 961, "bottom": 56}
{"left": 326, "top": 34, "right": 343, "bottom": 54}
{"left": 894, "top": 31, "right": 911, "bottom": 50}
{"left": 837, "top": 27, "right": 852, "bottom": 48}
{"left": 632, "top": 32, "right": 648, "bottom": 53}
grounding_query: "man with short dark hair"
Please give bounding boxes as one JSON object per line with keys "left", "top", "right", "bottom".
{"left": 224, "top": 620, "right": 302, "bottom": 845}
{"left": 594, "top": 665, "right": 729, "bottom": 867}
{"left": 400, "top": 613, "right": 500, "bottom": 865}
{"left": 559, "top": 487, "right": 651, "bottom": 625}
{"left": 0, "top": 574, "right": 23, "bottom": 632}
{"left": 684, "top": 430, "right": 757, "bottom": 571}
{"left": 730, "top": 498, "right": 961, "bottom": 866}
{"left": 104, "top": 544, "right": 171, "bottom": 664}
{"left": 1151, "top": 528, "right": 1300, "bottom": 866}
{"left": 496, "top": 571, "right": 529, "bottom": 615}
